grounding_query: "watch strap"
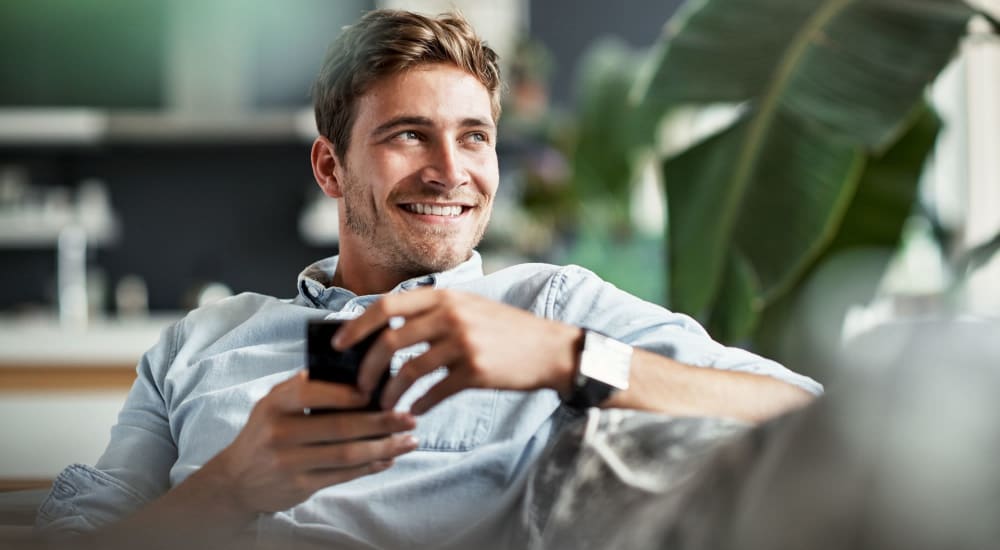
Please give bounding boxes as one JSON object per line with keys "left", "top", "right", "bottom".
{"left": 564, "top": 330, "right": 632, "bottom": 409}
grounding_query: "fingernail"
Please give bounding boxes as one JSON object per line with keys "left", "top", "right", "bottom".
{"left": 401, "top": 435, "right": 419, "bottom": 449}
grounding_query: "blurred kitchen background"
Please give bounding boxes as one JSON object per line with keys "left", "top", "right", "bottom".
{"left": 1, "top": 0, "right": 999, "bottom": 487}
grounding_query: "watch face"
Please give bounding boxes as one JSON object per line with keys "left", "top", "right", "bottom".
{"left": 579, "top": 331, "right": 632, "bottom": 391}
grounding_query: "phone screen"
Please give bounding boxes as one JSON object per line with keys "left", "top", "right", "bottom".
{"left": 306, "top": 319, "right": 391, "bottom": 412}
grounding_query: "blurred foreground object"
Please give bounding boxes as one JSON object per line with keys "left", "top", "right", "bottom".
{"left": 522, "top": 317, "right": 1000, "bottom": 549}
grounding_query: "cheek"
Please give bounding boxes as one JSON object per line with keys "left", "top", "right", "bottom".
{"left": 479, "top": 160, "right": 500, "bottom": 198}
{"left": 376, "top": 152, "right": 423, "bottom": 191}
{"left": 468, "top": 151, "right": 499, "bottom": 188}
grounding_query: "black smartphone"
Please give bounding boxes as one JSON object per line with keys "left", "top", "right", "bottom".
{"left": 306, "top": 319, "right": 391, "bottom": 412}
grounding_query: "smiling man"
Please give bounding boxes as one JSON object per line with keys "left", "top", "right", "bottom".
{"left": 36, "top": 9, "right": 820, "bottom": 550}
{"left": 317, "top": 62, "right": 499, "bottom": 294}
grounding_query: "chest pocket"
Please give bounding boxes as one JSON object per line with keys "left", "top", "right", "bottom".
{"left": 392, "top": 347, "right": 498, "bottom": 451}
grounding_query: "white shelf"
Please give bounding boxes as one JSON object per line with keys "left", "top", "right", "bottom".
{"left": 0, "top": 109, "right": 106, "bottom": 145}
{"left": 107, "top": 110, "right": 316, "bottom": 143}
{"left": 0, "top": 213, "right": 119, "bottom": 248}
{"left": 0, "top": 108, "right": 319, "bottom": 145}
{"left": 0, "top": 314, "right": 180, "bottom": 366}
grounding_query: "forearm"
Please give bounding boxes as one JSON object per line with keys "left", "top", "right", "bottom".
{"left": 548, "top": 326, "right": 815, "bottom": 423}
{"left": 604, "top": 348, "right": 815, "bottom": 423}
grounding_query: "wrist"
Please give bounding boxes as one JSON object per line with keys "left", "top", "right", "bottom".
{"left": 189, "top": 452, "right": 258, "bottom": 523}
{"left": 96, "top": 451, "right": 259, "bottom": 547}
{"left": 550, "top": 324, "right": 585, "bottom": 399}
{"left": 562, "top": 330, "right": 633, "bottom": 409}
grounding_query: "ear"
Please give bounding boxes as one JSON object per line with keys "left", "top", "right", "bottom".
{"left": 311, "top": 135, "right": 345, "bottom": 198}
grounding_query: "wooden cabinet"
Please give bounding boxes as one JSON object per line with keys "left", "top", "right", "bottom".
{"left": 0, "top": 316, "right": 177, "bottom": 489}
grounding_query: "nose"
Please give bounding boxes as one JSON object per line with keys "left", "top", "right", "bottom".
{"left": 421, "top": 141, "right": 469, "bottom": 190}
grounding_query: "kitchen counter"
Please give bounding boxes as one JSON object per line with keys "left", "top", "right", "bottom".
{"left": 0, "top": 314, "right": 182, "bottom": 392}
{"left": 0, "top": 314, "right": 180, "bottom": 368}
{"left": 0, "top": 314, "right": 182, "bottom": 483}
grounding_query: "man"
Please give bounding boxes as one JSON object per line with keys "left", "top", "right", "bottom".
{"left": 36, "top": 9, "right": 820, "bottom": 549}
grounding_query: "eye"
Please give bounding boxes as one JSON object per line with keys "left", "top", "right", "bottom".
{"left": 466, "top": 131, "right": 490, "bottom": 144}
{"left": 394, "top": 130, "right": 421, "bottom": 142}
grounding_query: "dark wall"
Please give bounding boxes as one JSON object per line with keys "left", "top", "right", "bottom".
{"left": 531, "top": 0, "right": 684, "bottom": 106}
{"left": 0, "top": 143, "right": 330, "bottom": 311}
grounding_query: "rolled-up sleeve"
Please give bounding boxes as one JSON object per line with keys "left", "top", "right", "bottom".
{"left": 35, "top": 463, "right": 151, "bottom": 535}
{"left": 36, "top": 322, "right": 181, "bottom": 535}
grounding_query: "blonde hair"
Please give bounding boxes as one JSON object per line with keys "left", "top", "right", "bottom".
{"left": 311, "top": 9, "right": 502, "bottom": 160}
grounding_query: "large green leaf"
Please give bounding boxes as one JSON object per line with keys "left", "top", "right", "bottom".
{"left": 828, "top": 102, "right": 941, "bottom": 253}
{"left": 660, "top": 118, "right": 746, "bottom": 316}
{"left": 706, "top": 251, "right": 762, "bottom": 342}
{"left": 644, "top": 0, "right": 972, "bottom": 327}
{"left": 636, "top": 0, "right": 972, "bottom": 149}
{"left": 753, "top": 102, "right": 940, "bottom": 358}
{"left": 663, "top": 111, "right": 865, "bottom": 318}
{"left": 571, "top": 38, "right": 647, "bottom": 227}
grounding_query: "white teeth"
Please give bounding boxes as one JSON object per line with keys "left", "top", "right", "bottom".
{"left": 404, "top": 204, "right": 463, "bottom": 217}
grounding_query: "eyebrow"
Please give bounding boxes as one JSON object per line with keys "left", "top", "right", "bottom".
{"left": 370, "top": 115, "right": 495, "bottom": 138}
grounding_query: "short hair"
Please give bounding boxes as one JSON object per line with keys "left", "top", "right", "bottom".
{"left": 312, "top": 9, "right": 502, "bottom": 161}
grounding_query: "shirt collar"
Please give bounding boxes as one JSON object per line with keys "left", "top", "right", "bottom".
{"left": 296, "top": 251, "right": 484, "bottom": 309}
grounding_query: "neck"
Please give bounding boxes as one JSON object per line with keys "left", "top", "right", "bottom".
{"left": 332, "top": 248, "right": 414, "bottom": 296}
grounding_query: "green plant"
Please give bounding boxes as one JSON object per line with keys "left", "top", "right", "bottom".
{"left": 569, "top": 38, "right": 648, "bottom": 232}
{"left": 632, "top": 0, "right": 982, "bottom": 343}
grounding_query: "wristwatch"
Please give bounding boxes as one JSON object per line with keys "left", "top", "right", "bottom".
{"left": 564, "top": 330, "right": 633, "bottom": 409}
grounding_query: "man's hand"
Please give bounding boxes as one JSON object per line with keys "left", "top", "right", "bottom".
{"left": 202, "top": 370, "right": 418, "bottom": 515}
{"left": 334, "top": 289, "right": 581, "bottom": 415}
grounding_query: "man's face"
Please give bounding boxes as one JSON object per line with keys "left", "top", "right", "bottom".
{"left": 333, "top": 63, "right": 499, "bottom": 277}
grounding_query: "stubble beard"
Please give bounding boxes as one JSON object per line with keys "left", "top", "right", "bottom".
{"left": 340, "top": 170, "right": 491, "bottom": 277}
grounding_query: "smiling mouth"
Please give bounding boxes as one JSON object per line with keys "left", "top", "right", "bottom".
{"left": 400, "top": 203, "right": 469, "bottom": 217}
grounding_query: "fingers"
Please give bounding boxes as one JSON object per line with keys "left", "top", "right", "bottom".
{"left": 278, "top": 410, "right": 417, "bottom": 446}
{"left": 289, "top": 433, "right": 419, "bottom": 471}
{"left": 267, "top": 371, "right": 370, "bottom": 413}
{"left": 333, "top": 288, "right": 442, "bottom": 351}
{"left": 410, "top": 375, "right": 467, "bottom": 415}
{"left": 356, "top": 308, "right": 452, "bottom": 394}
{"left": 285, "top": 452, "right": 407, "bottom": 503}
{"left": 219, "top": 374, "right": 420, "bottom": 515}
{"left": 380, "top": 343, "right": 460, "bottom": 410}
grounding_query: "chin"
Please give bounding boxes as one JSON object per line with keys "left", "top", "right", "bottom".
{"left": 418, "top": 251, "right": 472, "bottom": 273}
{"left": 401, "top": 243, "right": 475, "bottom": 275}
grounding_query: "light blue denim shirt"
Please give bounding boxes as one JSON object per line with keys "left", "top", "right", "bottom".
{"left": 36, "top": 252, "right": 821, "bottom": 548}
